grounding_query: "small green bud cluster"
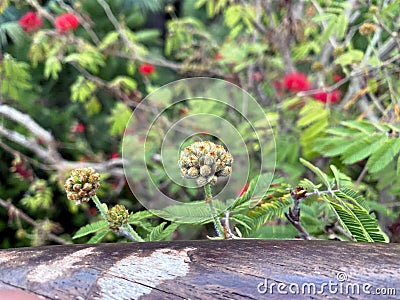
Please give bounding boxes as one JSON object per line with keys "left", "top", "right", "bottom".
{"left": 64, "top": 167, "right": 100, "bottom": 205}
{"left": 107, "top": 204, "right": 129, "bottom": 231}
{"left": 178, "top": 141, "right": 233, "bottom": 186}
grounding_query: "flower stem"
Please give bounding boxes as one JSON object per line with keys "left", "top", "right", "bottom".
{"left": 122, "top": 224, "right": 145, "bottom": 242}
{"left": 204, "top": 183, "right": 224, "bottom": 238}
{"left": 92, "top": 195, "right": 144, "bottom": 242}
{"left": 91, "top": 195, "right": 107, "bottom": 219}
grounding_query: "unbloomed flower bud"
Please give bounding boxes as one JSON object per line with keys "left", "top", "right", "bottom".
{"left": 64, "top": 167, "right": 100, "bottom": 205}
{"left": 359, "top": 23, "right": 376, "bottom": 36}
{"left": 333, "top": 46, "right": 344, "bottom": 56}
{"left": 179, "top": 141, "right": 233, "bottom": 186}
{"left": 369, "top": 5, "right": 378, "bottom": 14}
{"left": 107, "top": 204, "right": 129, "bottom": 231}
{"left": 311, "top": 62, "right": 324, "bottom": 72}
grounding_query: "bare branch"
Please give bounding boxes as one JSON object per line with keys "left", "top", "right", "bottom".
{"left": 0, "top": 198, "right": 69, "bottom": 245}
{"left": 0, "top": 104, "right": 124, "bottom": 177}
{"left": 0, "top": 105, "right": 55, "bottom": 144}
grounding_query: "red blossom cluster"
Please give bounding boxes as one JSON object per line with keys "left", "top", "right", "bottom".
{"left": 54, "top": 13, "right": 79, "bottom": 33}
{"left": 313, "top": 90, "right": 341, "bottom": 103}
{"left": 214, "top": 53, "right": 223, "bottom": 60}
{"left": 138, "top": 64, "right": 155, "bottom": 76}
{"left": 18, "top": 11, "right": 42, "bottom": 32}
{"left": 279, "top": 72, "right": 342, "bottom": 104}
{"left": 109, "top": 152, "right": 120, "bottom": 159}
{"left": 10, "top": 159, "right": 33, "bottom": 183}
{"left": 19, "top": 11, "right": 79, "bottom": 33}
{"left": 70, "top": 123, "right": 85, "bottom": 134}
{"left": 283, "top": 72, "right": 310, "bottom": 92}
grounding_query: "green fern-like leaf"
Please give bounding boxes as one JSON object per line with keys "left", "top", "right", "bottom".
{"left": 148, "top": 222, "right": 179, "bottom": 241}
{"left": 154, "top": 199, "right": 226, "bottom": 224}
{"left": 328, "top": 191, "right": 389, "bottom": 242}
{"left": 366, "top": 138, "right": 400, "bottom": 173}
{"left": 87, "top": 229, "right": 110, "bottom": 244}
{"left": 0, "top": 21, "right": 24, "bottom": 49}
{"left": 20, "top": 180, "right": 53, "bottom": 212}
{"left": 73, "top": 220, "right": 108, "bottom": 239}
{"left": 230, "top": 173, "right": 283, "bottom": 210}
{"left": 300, "top": 158, "right": 333, "bottom": 189}
{"left": 314, "top": 136, "right": 354, "bottom": 157}
{"left": 340, "top": 120, "right": 377, "bottom": 135}
{"left": 108, "top": 102, "right": 132, "bottom": 136}
{"left": 297, "top": 101, "right": 328, "bottom": 156}
{"left": 341, "top": 134, "right": 383, "bottom": 164}
{"left": 233, "top": 196, "right": 292, "bottom": 237}
{"left": 0, "top": 53, "right": 33, "bottom": 100}
{"left": 329, "top": 165, "right": 352, "bottom": 189}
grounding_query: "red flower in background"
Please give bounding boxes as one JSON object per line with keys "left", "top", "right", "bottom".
{"left": 333, "top": 74, "right": 343, "bottom": 82}
{"left": 214, "top": 53, "right": 223, "bottom": 60}
{"left": 283, "top": 72, "right": 310, "bottom": 92}
{"left": 54, "top": 13, "right": 79, "bottom": 33}
{"left": 252, "top": 71, "right": 263, "bottom": 82}
{"left": 19, "top": 12, "right": 42, "bottom": 32}
{"left": 71, "top": 123, "right": 85, "bottom": 133}
{"left": 110, "top": 152, "right": 120, "bottom": 159}
{"left": 313, "top": 90, "right": 341, "bottom": 104}
{"left": 10, "top": 160, "right": 33, "bottom": 182}
{"left": 139, "top": 64, "right": 155, "bottom": 76}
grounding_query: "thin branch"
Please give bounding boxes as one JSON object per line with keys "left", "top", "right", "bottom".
{"left": 26, "top": 0, "right": 55, "bottom": 22}
{"left": 0, "top": 198, "right": 69, "bottom": 245}
{"left": 285, "top": 190, "right": 311, "bottom": 240}
{"left": 296, "top": 53, "right": 400, "bottom": 97}
{"left": 0, "top": 104, "right": 124, "bottom": 178}
{"left": 0, "top": 124, "right": 54, "bottom": 163}
{"left": 0, "top": 105, "right": 55, "bottom": 145}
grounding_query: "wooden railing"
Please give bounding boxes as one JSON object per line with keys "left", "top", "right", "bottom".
{"left": 0, "top": 240, "right": 399, "bottom": 299}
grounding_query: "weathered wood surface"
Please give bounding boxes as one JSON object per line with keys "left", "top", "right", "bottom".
{"left": 0, "top": 240, "right": 399, "bottom": 299}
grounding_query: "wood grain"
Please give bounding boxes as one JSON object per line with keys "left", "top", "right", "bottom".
{"left": 0, "top": 240, "right": 399, "bottom": 299}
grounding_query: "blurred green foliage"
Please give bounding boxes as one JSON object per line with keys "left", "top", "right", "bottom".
{"left": 1, "top": 0, "right": 400, "bottom": 247}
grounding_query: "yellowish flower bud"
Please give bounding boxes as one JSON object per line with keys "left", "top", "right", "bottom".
{"left": 359, "top": 23, "right": 376, "bottom": 36}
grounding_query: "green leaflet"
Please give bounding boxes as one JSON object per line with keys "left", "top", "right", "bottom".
{"left": 341, "top": 134, "right": 383, "bottom": 164}
{"left": 300, "top": 158, "right": 332, "bottom": 189}
{"left": 230, "top": 173, "right": 275, "bottom": 210}
{"left": 0, "top": 53, "right": 33, "bottom": 101}
{"left": 315, "top": 136, "right": 354, "bottom": 157}
{"left": 297, "top": 102, "right": 328, "bottom": 127}
{"left": 148, "top": 222, "right": 179, "bottom": 241}
{"left": 73, "top": 220, "right": 108, "bottom": 239}
{"left": 329, "top": 165, "right": 351, "bottom": 189}
{"left": 328, "top": 192, "right": 389, "bottom": 243}
{"left": 397, "top": 156, "right": 400, "bottom": 177}
{"left": 366, "top": 138, "right": 400, "bottom": 173}
{"left": 233, "top": 196, "right": 292, "bottom": 237}
{"left": 315, "top": 120, "right": 400, "bottom": 176}
{"left": 153, "top": 199, "right": 226, "bottom": 224}
{"left": 230, "top": 214, "right": 253, "bottom": 230}
{"left": 340, "top": 120, "right": 377, "bottom": 135}
{"left": 87, "top": 229, "right": 110, "bottom": 244}
{"left": 108, "top": 102, "right": 132, "bottom": 136}
{"left": 297, "top": 101, "right": 329, "bottom": 155}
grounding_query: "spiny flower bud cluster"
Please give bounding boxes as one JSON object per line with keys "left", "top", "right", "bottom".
{"left": 178, "top": 141, "right": 233, "bottom": 186}
{"left": 359, "top": 23, "right": 376, "bottom": 36}
{"left": 64, "top": 167, "right": 100, "bottom": 205}
{"left": 107, "top": 204, "right": 129, "bottom": 231}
